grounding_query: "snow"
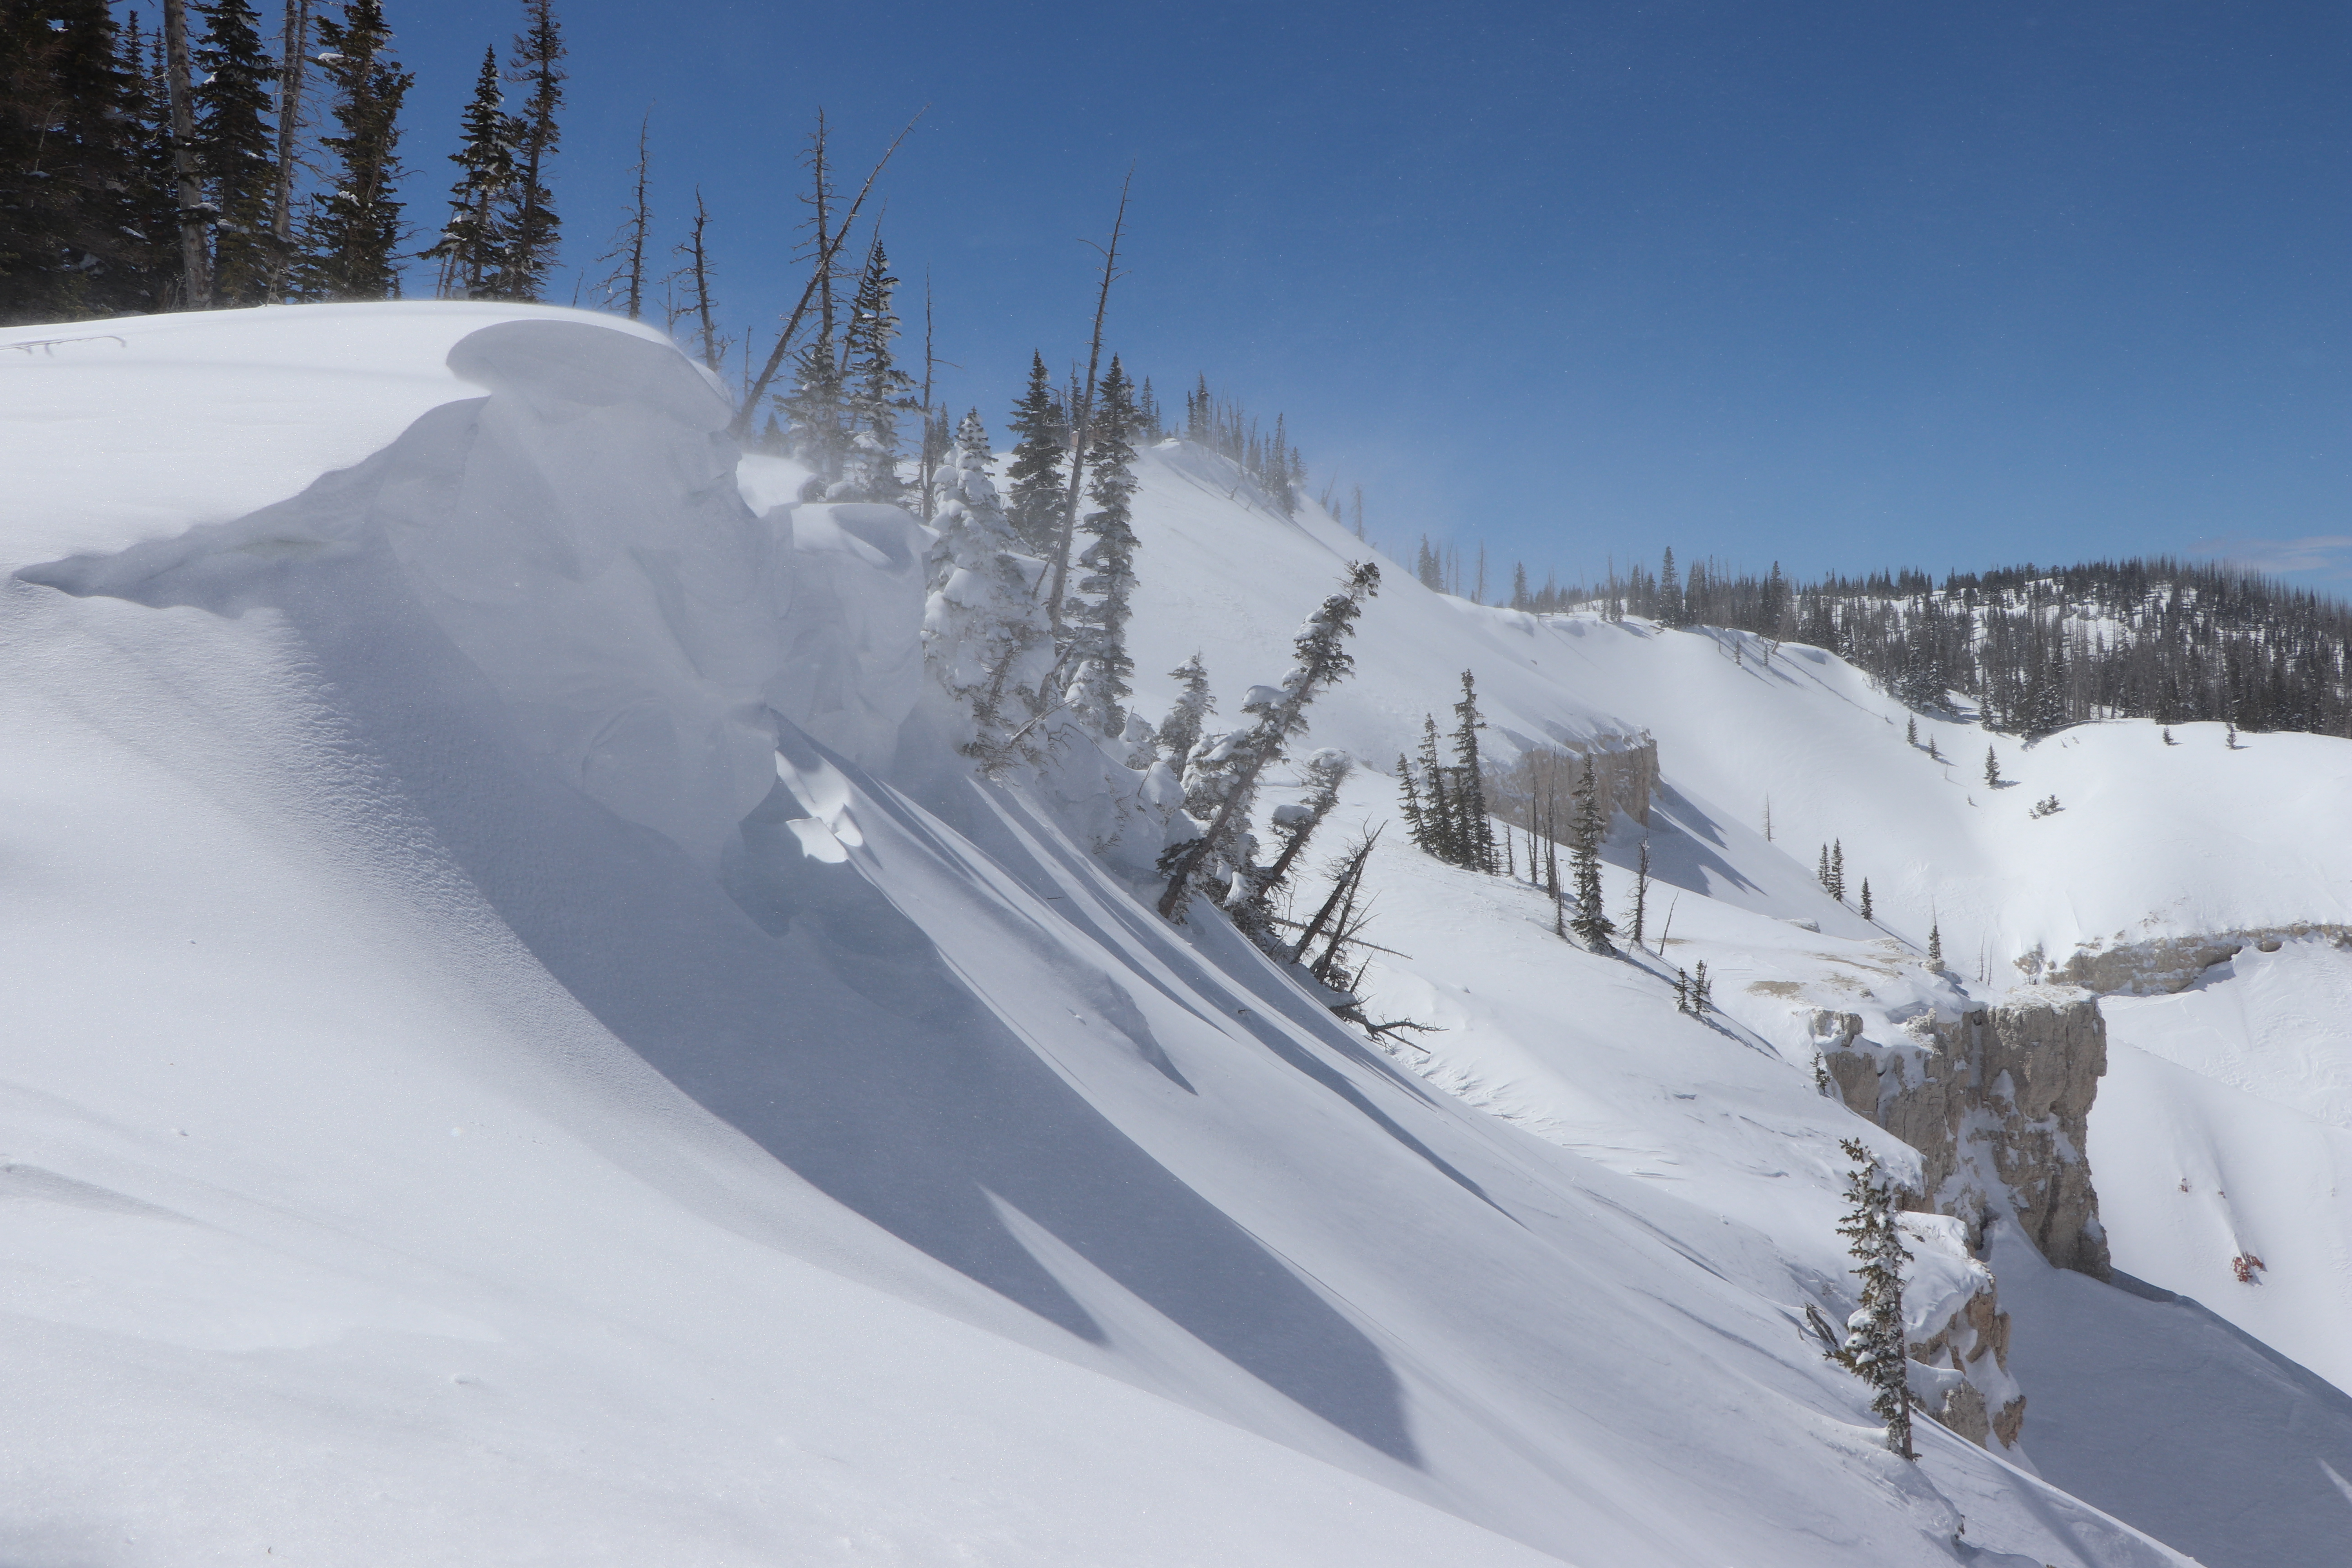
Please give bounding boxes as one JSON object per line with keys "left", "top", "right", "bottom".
{"left": 2093, "top": 939, "right": 2352, "bottom": 1396}
{"left": 5, "top": 300, "right": 2341, "bottom": 1565}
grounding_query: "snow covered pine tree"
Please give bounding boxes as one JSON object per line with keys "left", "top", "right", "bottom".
{"left": 1159, "top": 563, "right": 1379, "bottom": 919}
{"left": 1832, "top": 1138, "right": 1915, "bottom": 1460}
{"left": 921, "top": 410, "right": 1051, "bottom": 770}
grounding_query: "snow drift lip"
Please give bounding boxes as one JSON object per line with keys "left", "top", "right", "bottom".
{"left": 13, "top": 318, "right": 1428, "bottom": 1470}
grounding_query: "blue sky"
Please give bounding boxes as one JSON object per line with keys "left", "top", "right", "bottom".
{"left": 262, "top": 0, "right": 2352, "bottom": 588}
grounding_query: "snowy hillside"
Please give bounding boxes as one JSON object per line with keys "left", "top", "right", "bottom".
{"left": 2, "top": 303, "right": 2346, "bottom": 1567}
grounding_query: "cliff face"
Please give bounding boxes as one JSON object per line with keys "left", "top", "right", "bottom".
{"left": 1821, "top": 995, "right": 2111, "bottom": 1281}
{"left": 1815, "top": 994, "right": 2108, "bottom": 1452}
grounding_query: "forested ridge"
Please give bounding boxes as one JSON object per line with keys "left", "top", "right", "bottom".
{"left": 1463, "top": 549, "right": 2352, "bottom": 740}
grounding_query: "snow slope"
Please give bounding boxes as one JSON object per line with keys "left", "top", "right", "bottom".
{"left": 0, "top": 301, "right": 2323, "bottom": 1566}
{"left": 2094, "top": 938, "right": 2352, "bottom": 1396}
{"left": 1115, "top": 441, "right": 2352, "bottom": 1563}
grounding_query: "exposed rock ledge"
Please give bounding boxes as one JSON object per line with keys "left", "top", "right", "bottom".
{"left": 1821, "top": 995, "right": 2111, "bottom": 1281}
{"left": 2036, "top": 924, "right": 2352, "bottom": 995}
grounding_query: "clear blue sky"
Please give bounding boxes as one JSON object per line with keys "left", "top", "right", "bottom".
{"left": 270, "top": 1, "right": 2352, "bottom": 588}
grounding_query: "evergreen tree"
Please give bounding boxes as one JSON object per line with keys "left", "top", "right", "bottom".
{"left": 837, "top": 229, "right": 913, "bottom": 502}
{"left": 1159, "top": 563, "right": 1380, "bottom": 918}
{"left": 1831, "top": 1138, "right": 1916, "bottom": 1461}
{"left": 1984, "top": 745, "right": 2001, "bottom": 787}
{"left": 921, "top": 409, "right": 1051, "bottom": 769}
{"left": 1449, "top": 670, "right": 1496, "bottom": 872}
{"left": 1829, "top": 840, "right": 1845, "bottom": 902}
{"left": 420, "top": 45, "right": 514, "bottom": 298}
{"left": 1859, "top": 879, "right": 1873, "bottom": 921}
{"left": 1818, "top": 843, "right": 1831, "bottom": 891}
{"left": 1063, "top": 356, "right": 1141, "bottom": 737}
{"left": 117, "top": 10, "right": 181, "bottom": 312}
{"left": 783, "top": 330, "right": 848, "bottom": 484}
{"left": 0, "top": 0, "right": 156, "bottom": 323}
{"left": 1005, "top": 352, "right": 1067, "bottom": 555}
{"left": 1409, "top": 714, "right": 1454, "bottom": 859}
{"left": 293, "top": 0, "right": 408, "bottom": 300}
{"left": 1906, "top": 715, "right": 1917, "bottom": 747}
{"left": 1227, "top": 749, "right": 1351, "bottom": 951}
{"left": 192, "top": 0, "right": 278, "bottom": 302}
{"left": 1569, "top": 759, "right": 1614, "bottom": 950}
{"left": 1690, "top": 959, "right": 1712, "bottom": 1013}
{"left": 488, "top": 0, "right": 562, "bottom": 299}
{"left": 1927, "top": 920, "right": 1943, "bottom": 969}
{"left": 1156, "top": 653, "right": 1214, "bottom": 769}
{"left": 1397, "top": 755, "right": 1428, "bottom": 848}
{"left": 1659, "top": 546, "right": 1683, "bottom": 626}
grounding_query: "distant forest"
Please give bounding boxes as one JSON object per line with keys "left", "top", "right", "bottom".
{"left": 1463, "top": 549, "right": 2352, "bottom": 740}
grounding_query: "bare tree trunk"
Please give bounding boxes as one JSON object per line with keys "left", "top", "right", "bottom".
{"left": 731, "top": 110, "right": 920, "bottom": 439}
{"left": 621, "top": 115, "right": 650, "bottom": 319}
{"left": 265, "top": 0, "right": 311, "bottom": 295}
{"left": 684, "top": 187, "right": 720, "bottom": 368}
{"left": 1042, "top": 171, "right": 1132, "bottom": 639}
{"left": 265, "top": 0, "right": 310, "bottom": 298}
{"left": 162, "top": 0, "right": 211, "bottom": 308}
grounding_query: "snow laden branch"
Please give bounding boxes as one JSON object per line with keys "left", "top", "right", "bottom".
{"left": 1157, "top": 562, "right": 1380, "bottom": 920}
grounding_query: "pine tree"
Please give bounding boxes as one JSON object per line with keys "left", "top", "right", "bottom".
{"left": 1829, "top": 840, "right": 1846, "bottom": 902}
{"left": 1411, "top": 715, "right": 1454, "bottom": 858}
{"left": 1569, "top": 759, "right": 1614, "bottom": 950}
{"left": 1156, "top": 654, "right": 1214, "bottom": 770}
{"left": 1690, "top": 959, "right": 1711, "bottom": 1013}
{"left": 488, "top": 0, "right": 562, "bottom": 299}
{"left": 1906, "top": 715, "right": 1918, "bottom": 747}
{"left": 1228, "top": 749, "right": 1351, "bottom": 950}
{"left": 1859, "top": 879, "right": 1873, "bottom": 921}
{"left": 1927, "top": 921, "right": 1943, "bottom": 969}
{"left": 0, "top": 0, "right": 154, "bottom": 323}
{"left": 1832, "top": 1138, "right": 1915, "bottom": 1460}
{"left": 1005, "top": 352, "right": 1067, "bottom": 555}
{"left": 1063, "top": 356, "right": 1140, "bottom": 737}
{"left": 293, "top": 0, "right": 408, "bottom": 301}
{"left": 837, "top": 229, "right": 913, "bottom": 502}
{"left": 1396, "top": 755, "right": 1427, "bottom": 848}
{"left": 1984, "top": 745, "right": 2001, "bottom": 786}
{"left": 922, "top": 409, "right": 1051, "bottom": 769}
{"left": 118, "top": 10, "right": 182, "bottom": 312}
{"left": 784, "top": 331, "right": 848, "bottom": 484}
{"left": 1659, "top": 546, "right": 1683, "bottom": 627}
{"left": 1449, "top": 671, "right": 1496, "bottom": 872}
{"left": 420, "top": 46, "right": 513, "bottom": 298}
{"left": 1818, "top": 843, "right": 1831, "bottom": 891}
{"left": 192, "top": 0, "right": 278, "bottom": 302}
{"left": 1160, "top": 563, "right": 1380, "bottom": 919}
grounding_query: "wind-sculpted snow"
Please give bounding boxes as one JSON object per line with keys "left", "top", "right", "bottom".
{"left": 0, "top": 305, "right": 2237, "bottom": 1566}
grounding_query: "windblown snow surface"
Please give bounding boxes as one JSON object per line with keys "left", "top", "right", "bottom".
{"left": 1, "top": 304, "right": 2346, "bottom": 1566}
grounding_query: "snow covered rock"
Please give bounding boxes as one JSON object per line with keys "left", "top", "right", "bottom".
{"left": 1823, "top": 997, "right": 2111, "bottom": 1279}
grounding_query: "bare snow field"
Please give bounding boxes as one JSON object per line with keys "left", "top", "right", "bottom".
{"left": 3, "top": 304, "right": 2348, "bottom": 1565}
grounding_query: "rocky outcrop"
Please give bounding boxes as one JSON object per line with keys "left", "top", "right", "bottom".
{"left": 1820, "top": 995, "right": 2111, "bottom": 1280}
{"left": 2045, "top": 924, "right": 2352, "bottom": 995}
{"left": 1896, "top": 1212, "right": 2026, "bottom": 1452}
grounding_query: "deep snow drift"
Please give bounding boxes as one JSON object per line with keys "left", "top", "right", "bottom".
{"left": 0, "top": 302, "right": 2342, "bottom": 1566}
